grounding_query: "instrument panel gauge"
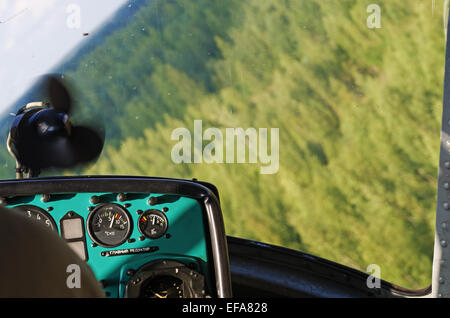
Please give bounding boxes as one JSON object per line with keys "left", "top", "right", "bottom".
{"left": 87, "top": 203, "right": 132, "bottom": 247}
{"left": 13, "top": 205, "right": 57, "bottom": 232}
{"left": 138, "top": 209, "right": 168, "bottom": 239}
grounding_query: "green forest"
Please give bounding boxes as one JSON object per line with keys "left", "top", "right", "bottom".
{"left": 0, "top": 0, "right": 447, "bottom": 289}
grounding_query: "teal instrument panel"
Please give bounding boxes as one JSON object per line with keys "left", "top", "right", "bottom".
{"left": 5, "top": 192, "right": 212, "bottom": 298}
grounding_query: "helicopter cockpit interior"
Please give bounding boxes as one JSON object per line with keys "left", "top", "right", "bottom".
{"left": 3, "top": 0, "right": 450, "bottom": 300}
{"left": 0, "top": 70, "right": 233, "bottom": 298}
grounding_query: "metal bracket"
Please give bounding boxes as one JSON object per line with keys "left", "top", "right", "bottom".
{"left": 432, "top": 7, "right": 450, "bottom": 298}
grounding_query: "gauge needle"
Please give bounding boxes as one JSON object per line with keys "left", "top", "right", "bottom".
{"left": 109, "top": 215, "right": 115, "bottom": 228}
{"left": 153, "top": 291, "right": 168, "bottom": 298}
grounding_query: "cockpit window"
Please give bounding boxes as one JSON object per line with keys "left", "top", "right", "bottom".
{"left": 0, "top": 0, "right": 444, "bottom": 289}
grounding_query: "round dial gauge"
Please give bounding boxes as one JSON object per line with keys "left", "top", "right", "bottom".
{"left": 13, "top": 205, "right": 57, "bottom": 232}
{"left": 138, "top": 209, "right": 168, "bottom": 239}
{"left": 141, "top": 276, "right": 184, "bottom": 298}
{"left": 87, "top": 203, "right": 132, "bottom": 247}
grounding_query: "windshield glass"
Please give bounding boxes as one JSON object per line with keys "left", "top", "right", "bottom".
{"left": 0, "top": 0, "right": 445, "bottom": 290}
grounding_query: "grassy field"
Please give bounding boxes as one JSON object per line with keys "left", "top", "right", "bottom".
{"left": 0, "top": 0, "right": 446, "bottom": 289}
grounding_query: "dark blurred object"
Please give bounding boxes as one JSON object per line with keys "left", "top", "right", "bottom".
{"left": 0, "top": 205, "right": 105, "bottom": 297}
{"left": 6, "top": 75, "right": 104, "bottom": 178}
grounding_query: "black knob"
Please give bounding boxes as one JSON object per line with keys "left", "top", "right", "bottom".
{"left": 41, "top": 194, "right": 51, "bottom": 203}
{"left": 148, "top": 197, "right": 158, "bottom": 206}
{"left": 90, "top": 195, "right": 100, "bottom": 204}
{"left": 117, "top": 193, "right": 127, "bottom": 202}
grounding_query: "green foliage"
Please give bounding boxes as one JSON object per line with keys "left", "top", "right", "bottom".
{"left": 2, "top": 0, "right": 446, "bottom": 289}
{"left": 80, "top": 0, "right": 446, "bottom": 289}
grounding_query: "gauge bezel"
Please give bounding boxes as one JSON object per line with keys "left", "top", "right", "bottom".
{"left": 13, "top": 204, "right": 58, "bottom": 233}
{"left": 87, "top": 203, "right": 133, "bottom": 248}
{"left": 138, "top": 209, "right": 168, "bottom": 240}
